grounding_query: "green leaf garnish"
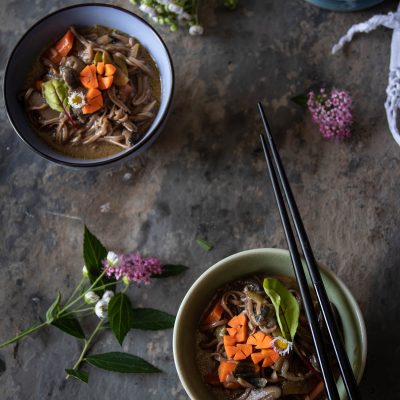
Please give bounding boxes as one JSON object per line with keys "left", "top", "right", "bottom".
{"left": 291, "top": 94, "right": 308, "bottom": 109}
{"left": 263, "top": 278, "right": 300, "bottom": 341}
{"left": 65, "top": 368, "right": 89, "bottom": 383}
{"left": 196, "top": 239, "right": 213, "bottom": 252}
{"left": 83, "top": 226, "right": 115, "bottom": 295}
{"left": 153, "top": 264, "right": 188, "bottom": 278}
{"left": 131, "top": 308, "right": 175, "bottom": 330}
{"left": 42, "top": 79, "right": 69, "bottom": 112}
{"left": 46, "top": 292, "right": 61, "bottom": 323}
{"left": 108, "top": 293, "right": 134, "bottom": 346}
{"left": 52, "top": 316, "right": 85, "bottom": 339}
{"left": 85, "top": 352, "right": 161, "bottom": 373}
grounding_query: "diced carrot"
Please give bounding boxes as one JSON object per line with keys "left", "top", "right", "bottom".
{"left": 233, "top": 350, "right": 247, "bottom": 361}
{"left": 237, "top": 344, "right": 252, "bottom": 358}
{"left": 203, "top": 301, "right": 224, "bottom": 325}
{"left": 235, "top": 324, "right": 248, "bottom": 343}
{"left": 228, "top": 314, "right": 246, "bottom": 328}
{"left": 80, "top": 64, "right": 98, "bottom": 89}
{"left": 225, "top": 345, "right": 237, "bottom": 358}
{"left": 55, "top": 30, "right": 74, "bottom": 57}
{"left": 218, "top": 361, "right": 237, "bottom": 383}
{"left": 247, "top": 332, "right": 273, "bottom": 349}
{"left": 261, "top": 356, "right": 274, "bottom": 368}
{"left": 251, "top": 352, "right": 266, "bottom": 365}
{"left": 105, "top": 63, "right": 116, "bottom": 76}
{"left": 35, "top": 80, "right": 43, "bottom": 92}
{"left": 309, "top": 381, "right": 325, "bottom": 400}
{"left": 204, "top": 373, "right": 220, "bottom": 386}
{"left": 261, "top": 349, "right": 280, "bottom": 363}
{"left": 98, "top": 75, "right": 114, "bottom": 90}
{"left": 82, "top": 88, "right": 103, "bottom": 114}
{"left": 227, "top": 327, "right": 237, "bottom": 337}
{"left": 223, "top": 335, "right": 237, "bottom": 347}
{"left": 96, "top": 62, "right": 105, "bottom": 75}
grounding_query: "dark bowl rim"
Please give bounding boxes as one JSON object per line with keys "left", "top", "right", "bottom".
{"left": 3, "top": 2, "right": 175, "bottom": 168}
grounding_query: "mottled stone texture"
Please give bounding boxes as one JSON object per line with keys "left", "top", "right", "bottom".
{"left": 0, "top": 0, "right": 399, "bottom": 399}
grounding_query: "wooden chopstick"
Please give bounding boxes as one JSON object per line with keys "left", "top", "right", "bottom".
{"left": 258, "top": 103, "right": 360, "bottom": 400}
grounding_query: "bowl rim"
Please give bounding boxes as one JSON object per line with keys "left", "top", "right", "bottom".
{"left": 3, "top": 2, "right": 175, "bottom": 168}
{"left": 173, "top": 248, "right": 367, "bottom": 399}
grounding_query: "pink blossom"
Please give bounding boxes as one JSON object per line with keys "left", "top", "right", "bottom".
{"left": 103, "top": 253, "right": 163, "bottom": 285}
{"left": 307, "top": 88, "right": 353, "bottom": 140}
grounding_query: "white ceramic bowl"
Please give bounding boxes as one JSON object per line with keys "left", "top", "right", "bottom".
{"left": 4, "top": 3, "right": 174, "bottom": 168}
{"left": 173, "top": 249, "right": 367, "bottom": 400}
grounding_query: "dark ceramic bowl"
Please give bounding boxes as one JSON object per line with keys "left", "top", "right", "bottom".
{"left": 4, "top": 3, "right": 174, "bottom": 168}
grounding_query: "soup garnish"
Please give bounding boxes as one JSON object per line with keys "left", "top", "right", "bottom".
{"left": 196, "top": 275, "right": 342, "bottom": 400}
{"left": 22, "top": 25, "right": 161, "bottom": 159}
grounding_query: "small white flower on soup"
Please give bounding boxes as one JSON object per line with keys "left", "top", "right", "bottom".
{"left": 102, "top": 290, "right": 114, "bottom": 303}
{"left": 84, "top": 291, "right": 100, "bottom": 304}
{"left": 272, "top": 336, "right": 293, "bottom": 356}
{"left": 168, "top": 3, "right": 183, "bottom": 14}
{"left": 106, "top": 251, "right": 120, "bottom": 266}
{"left": 189, "top": 25, "right": 204, "bottom": 36}
{"left": 95, "top": 299, "right": 108, "bottom": 319}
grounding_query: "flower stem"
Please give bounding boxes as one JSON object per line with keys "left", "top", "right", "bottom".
{"left": 64, "top": 276, "right": 87, "bottom": 306}
{"left": 0, "top": 321, "right": 48, "bottom": 350}
{"left": 69, "top": 319, "right": 104, "bottom": 372}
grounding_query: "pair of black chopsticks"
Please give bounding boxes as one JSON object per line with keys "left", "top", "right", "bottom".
{"left": 258, "top": 103, "right": 361, "bottom": 400}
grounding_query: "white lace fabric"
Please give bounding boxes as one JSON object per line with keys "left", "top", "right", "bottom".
{"left": 332, "top": 3, "right": 400, "bottom": 145}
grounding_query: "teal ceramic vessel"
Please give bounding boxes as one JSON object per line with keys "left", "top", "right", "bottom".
{"left": 304, "top": 0, "right": 384, "bottom": 11}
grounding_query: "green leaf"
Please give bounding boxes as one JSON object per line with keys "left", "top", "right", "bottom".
{"left": 263, "top": 278, "right": 300, "bottom": 341}
{"left": 291, "top": 94, "right": 308, "bottom": 109}
{"left": 42, "top": 79, "right": 69, "bottom": 112}
{"left": 65, "top": 368, "right": 89, "bottom": 383}
{"left": 86, "top": 352, "right": 161, "bottom": 373}
{"left": 52, "top": 316, "right": 85, "bottom": 339}
{"left": 83, "top": 226, "right": 114, "bottom": 294}
{"left": 46, "top": 292, "right": 61, "bottom": 323}
{"left": 108, "top": 293, "right": 134, "bottom": 345}
{"left": 196, "top": 239, "right": 213, "bottom": 252}
{"left": 131, "top": 308, "right": 175, "bottom": 330}
{"left": 153, "top": 264, "right": 188, "bottom": 278}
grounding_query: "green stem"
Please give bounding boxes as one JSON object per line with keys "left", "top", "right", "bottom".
{"left": 0, "top": 321, "right": 48, "bottom": 350}
{"left": 64, "top": 276, "right": 87, "bottom": 306}
{"left": 70, "top": 319, "right": 104, "bottom": 372}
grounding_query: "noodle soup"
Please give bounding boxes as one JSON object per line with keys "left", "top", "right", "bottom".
{"left": 196, "top": 275, "right": 342, "bottom": 400}
{"left": 22, "top": 25, "right": 161, "bottom": 159}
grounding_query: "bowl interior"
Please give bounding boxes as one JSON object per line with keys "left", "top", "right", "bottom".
{"left": 4, "top": 4, "right": 173, "bottom": 166}
{"left": 173, "top": 249, "right": 366, "bottom": 400}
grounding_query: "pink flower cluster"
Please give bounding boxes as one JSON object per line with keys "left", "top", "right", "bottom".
{"left": 307, "top": 88, "right": 353, "bottom": 140}
{"left": 103, "top": 253, "right": 163, "bottom": 285}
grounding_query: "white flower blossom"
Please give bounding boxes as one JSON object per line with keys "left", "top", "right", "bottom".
{"left": 168, "top": 3, "right": 183, "bottom": 14}
{"left": 272, "top": 336, "right": 293, "bottom": 356}
{"left": 95, "top": 299, "right": 108, "bottom": 319}
{"left": 189, "top": 25, "right": 204, "bottom": 36}
{"left": 102, "top": 290, "right": 114, "bottom": 303}
{"left": 139, "top": 4, "right": 157, "bottom": 17}
{"left": 82, "top": 265, "right": 89, "bottom": 277}
{"left": 68, "top": 91, "right": 86, "bottom": 109}
{"left": 107, "top": 251, "right": 120, "bottom": 267}
{"left": 84, "top": 291, "right": 100, "bottom": 304}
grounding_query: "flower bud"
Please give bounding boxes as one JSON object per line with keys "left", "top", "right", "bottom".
{"left": 106, "top": 251, "right": 120, "bottom": 267}
{"left": 84, "top": 291, "right": 100, "bottom": 304}
{"left": 95, "top": 299, "right": 108, "bottom": 319}
{"left": 82, "top": 265, "right": 89, "bottom": 277}
{"left": 122, "top": 275, "right": 130, "bottom": 286}
{"left": 189, "top": 25, "right": 204, "bottom": 36}
{"left": 102, "top": 290, "right": 114, "bottom": 303}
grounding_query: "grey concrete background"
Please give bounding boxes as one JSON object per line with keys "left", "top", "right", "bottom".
{"left": 0, "top": 0, "right": 399, "bottom": 399}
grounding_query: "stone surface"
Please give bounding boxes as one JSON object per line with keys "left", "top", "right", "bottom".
{"left": 0, "top": 0, "right": 399, "bottom": 399}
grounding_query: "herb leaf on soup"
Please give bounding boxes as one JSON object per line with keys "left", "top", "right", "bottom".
{"left": 42, "top": 79, "right": 69, "bottom": 112}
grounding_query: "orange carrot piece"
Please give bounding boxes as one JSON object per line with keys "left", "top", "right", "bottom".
{"left": 82, "top": 88, "right": 103, "bottom": 114}
{"left": 218, "top": 361, "right": 237, "bottom": 383}
{"left": 55, "top": 30, "right": 74, "bottom": 57}
{"left": 251, "top": 352, "right": 265, "bottom": 364}
{"left": 237, "top": 344, "right": 252, "bottom": 357}
{"left": 309, "top": 381, "right": 325, "bottom": 400}
{"left": 96, "top": 62, "right": 105, "bottom": 75}
{"left": 227, "top": 327, "right": 237, "bottom": 337}
{"left": 228, "top": 313, "right": 247, "bottom": 328}
{"left": 80, "top": 64, "right": 98, "bottom": 89}
{"left": 261, "top": 349, "right": 280, "bottom": 363}
{"left": 233, "top": 350, "right": 247, "bottom": 361}
{"left": 98, "top": 75, "right": 114, "bottom": 90}
{"left": 225, "top": 345, "right": 237, "bottom": 358}
{"left": 227, "top": 315, "right": 239, "bottom": 328}
{"left": 247, "top": 332, "right": 273, "bottom": 349}
{"left": 235, "top": 324, "right": 248, "bottom": 343}
{"left": 262, "top": 356, "right": 274, "bottom": 368}
{"left": 105, "top": 63, "right": 116, "bottom": 76}
{"left": 203, "top": 301, "right": 224, "bottom": 325}
{"left": 223, "top": 335, "right": 237, "bottom": 347}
